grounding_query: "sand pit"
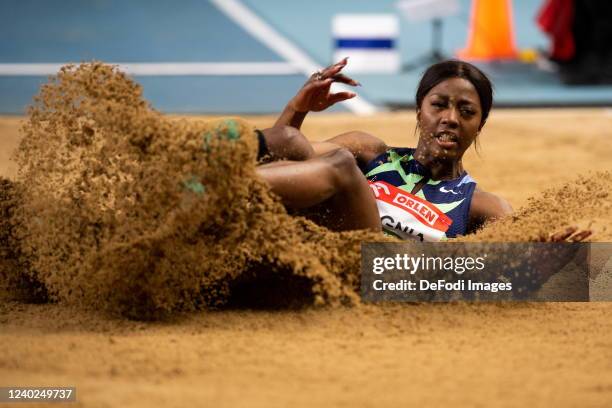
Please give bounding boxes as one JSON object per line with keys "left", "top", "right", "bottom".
{"left": 1, "top": 65, "right": 612, "bottom": 406}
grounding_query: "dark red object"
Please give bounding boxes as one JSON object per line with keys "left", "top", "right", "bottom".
{"left": 537, "top": 0, "right": 575, "bottom": 61}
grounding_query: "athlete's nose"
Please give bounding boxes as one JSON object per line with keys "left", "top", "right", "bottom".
{"left": 441, "top": 107, "right": 459, "bottom": 128}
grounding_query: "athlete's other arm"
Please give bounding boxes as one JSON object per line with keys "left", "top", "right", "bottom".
{"left": 467, "top": 190, "right": 592, "bottom": 242}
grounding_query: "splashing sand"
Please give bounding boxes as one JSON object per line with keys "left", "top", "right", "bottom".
{"left": 459, "top": 172, "right": 612, "bottom": 242}
{"left": 1, "top": 63, "right": 610, "bottom": 318}
{"left": 2, "top": 63, "right": 380, "bottom": 318}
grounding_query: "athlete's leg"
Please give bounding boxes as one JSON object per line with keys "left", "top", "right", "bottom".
{"left": 257, "top": 148, "right": 381, "bottom": 232}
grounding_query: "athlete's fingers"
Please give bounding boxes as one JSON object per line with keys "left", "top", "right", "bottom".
{"left": 317, "top": 79, "right": 334, "bottom": 94}
{"left": 315, "top": 78, "right": 334, "bottom": 87}
{"left": 322, "top": 66, "right": 343, "bottom": 79}
{"left": 569, "top": 229, "right": 592, "bottom": 242}
{"left": 322, "top": 58, "right": 349, "bottom": 77}
{"left": 331, "top": 73, "right": 361, "bottom": 86}
{"left": 330, "top": 57, "right": 349, "bottom": 70}
{"left": 304, "top": 78, "right": 333, "bottom": 92}
{"left": 549, "top": 226, "right": 578, "bottom": 242}
{"left": 328, "top": 91, "right": 357, "bottom": 104}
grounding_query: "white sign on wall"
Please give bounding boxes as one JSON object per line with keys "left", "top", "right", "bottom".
{"left": 332, "top": 14, "right": 400, "bottom": 74}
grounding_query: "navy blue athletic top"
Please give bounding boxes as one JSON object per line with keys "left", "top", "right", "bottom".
{"left": 363, "top": 148, "right": 477, "bottom": 240}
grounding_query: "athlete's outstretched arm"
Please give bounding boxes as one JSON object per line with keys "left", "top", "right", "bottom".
{"left": 256, "top": 148, "right": 381, "bottom": 232}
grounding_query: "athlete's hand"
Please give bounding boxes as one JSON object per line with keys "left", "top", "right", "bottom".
{"left": 534, "top": 226, "right": 592, "bottom": 285}
{"left": 289, "top": 58, "right": 360, "bottom": 113}
{"left": 545, "top": 226, "right": 592, "bottom": 242}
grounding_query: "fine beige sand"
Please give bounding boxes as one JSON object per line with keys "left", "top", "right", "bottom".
{"left": 1, "top": 108, "right": 612, "bottom": 407}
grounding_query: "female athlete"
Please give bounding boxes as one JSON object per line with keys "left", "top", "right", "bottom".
{"left": 255, "top": 58, "right": 589, "bottom": 243}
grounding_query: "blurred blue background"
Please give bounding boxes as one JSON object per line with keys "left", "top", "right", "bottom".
{"left": 1, "top": 0, "right": 611, "bottom": 114}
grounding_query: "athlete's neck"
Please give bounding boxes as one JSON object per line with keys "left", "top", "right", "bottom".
{"left": 413, "top": 146, "right": 464, "bottom": 180}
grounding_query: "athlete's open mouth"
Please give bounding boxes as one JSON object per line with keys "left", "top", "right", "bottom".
{"left": 435, "top": 131, "right": 458, "bottom": 142}
{"left": 435, "top": 131, "right": 459, "bottom": 148}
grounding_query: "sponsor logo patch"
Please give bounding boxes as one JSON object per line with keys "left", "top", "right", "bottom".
{"left": 369, "top": 181, "right": 452, "bottom": 241}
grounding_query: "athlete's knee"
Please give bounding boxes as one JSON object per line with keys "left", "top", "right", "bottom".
{"left": 324, "top": 148, "right": 363, "bottom": 189}
{"left": 325, "top": 147, "right": 356, "bottom": 167}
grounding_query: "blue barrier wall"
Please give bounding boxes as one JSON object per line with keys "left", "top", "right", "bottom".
{"left": 1, "top": 0, "right": 611, "bottom": 113}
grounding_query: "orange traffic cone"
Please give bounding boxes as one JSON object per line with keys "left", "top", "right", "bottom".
{"left": 457, "top": 0, "right": 518, "bottom": 60}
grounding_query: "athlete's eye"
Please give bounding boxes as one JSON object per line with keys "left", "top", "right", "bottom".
{"left": 431, "top": 101, "right": 445, "bottom": 108}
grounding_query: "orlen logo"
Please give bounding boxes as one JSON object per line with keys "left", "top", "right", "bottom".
{"left": 392, "top": 193, "right": 438, "bottom": 226}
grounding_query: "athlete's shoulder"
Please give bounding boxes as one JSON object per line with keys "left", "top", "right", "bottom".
{"left": 455, "top": 172, "right": 477, "bottom": 187}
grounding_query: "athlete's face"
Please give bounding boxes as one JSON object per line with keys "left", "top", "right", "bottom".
{"left": 416, "top": 77, "right": 483, "bottom": 161}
